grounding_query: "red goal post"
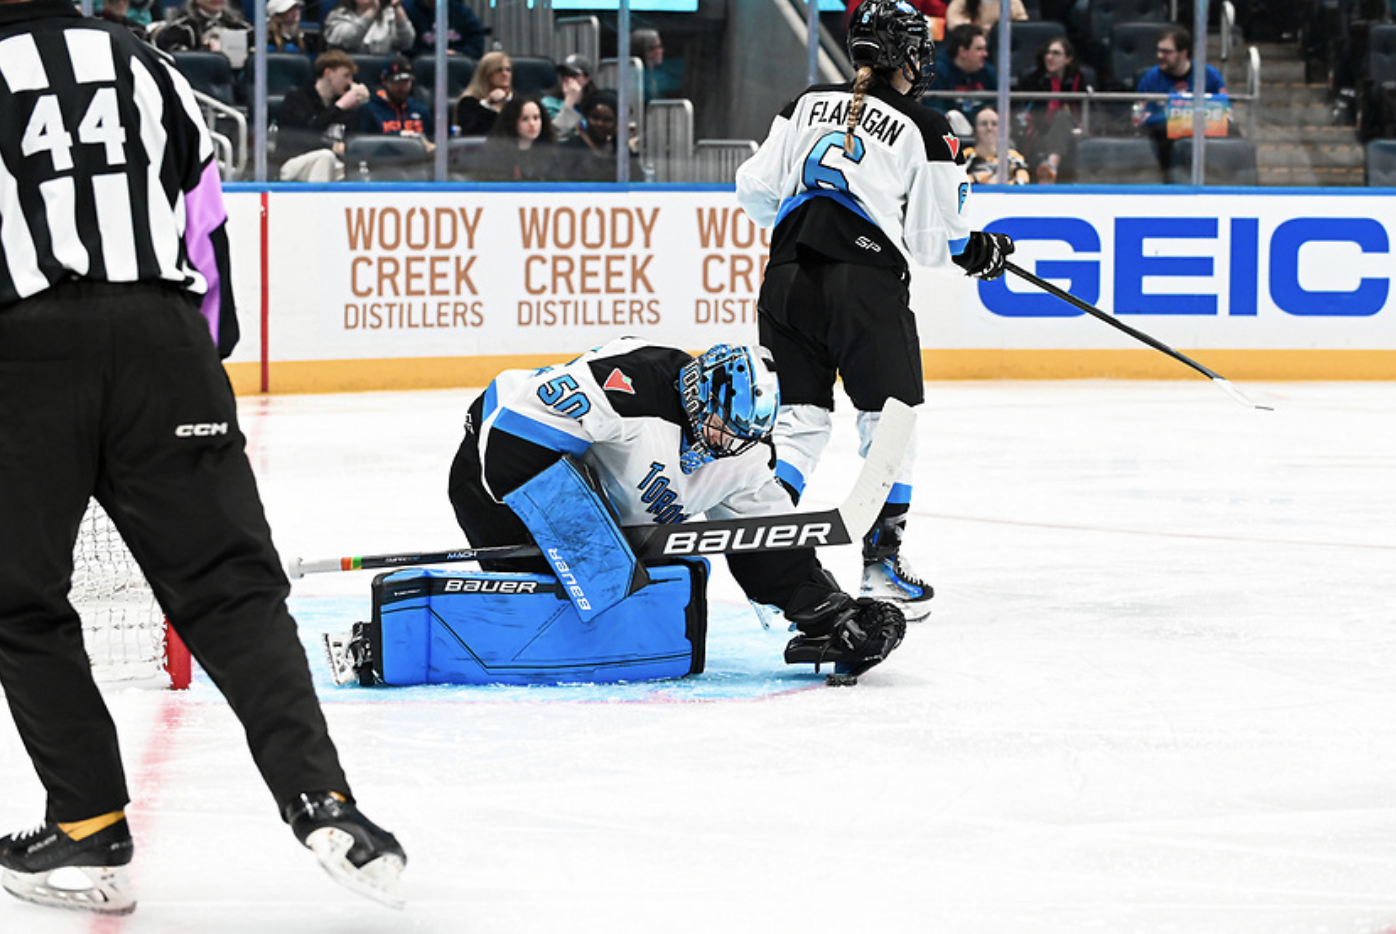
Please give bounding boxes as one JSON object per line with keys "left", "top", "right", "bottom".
{"left": 74, "top": 501, "right": 192, "bottom": 690}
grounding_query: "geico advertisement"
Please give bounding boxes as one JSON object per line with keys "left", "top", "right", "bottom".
{"left": 934, "top": 191, "right": 1396, "bottom": 349}
{"left": 258, "top": 190, "right": 770, "bottom": 360}
{"left": 241, "top": 189, "right": 1396, "bottom": 361}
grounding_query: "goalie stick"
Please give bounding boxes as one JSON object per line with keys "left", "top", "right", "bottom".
{"left": 288, "top": 399, "right": 916, "bottom": 579}
{"left": 1005, "top": 261, "right": 1273, "bottom": 412}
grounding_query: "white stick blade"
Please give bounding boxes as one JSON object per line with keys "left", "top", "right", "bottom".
{"left": 1213, "top": 377, "right": 1274, "bottom": 411}
{"left": 838, "top": 398, "right": 917, "bottom": 539}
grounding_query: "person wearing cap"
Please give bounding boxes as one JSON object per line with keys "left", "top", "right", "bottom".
{"left": 402, "top": 0, "right": 485, "bottom": 59}
{"left": 361, "top": 53, "right": 436, "bottom": 149}
{"left": 267, "top": 0, "right": 320, "bottom": 54}
{"left": 541, "top": 53, "right": 591, "bottom": 138}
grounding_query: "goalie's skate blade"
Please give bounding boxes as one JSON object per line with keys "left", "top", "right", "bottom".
{"left": 1, "top": 865, "right": 136, "bottom": 915}
{"left": 305, "top": 827, "right": 406, "bottom": 910}
{"left": 322, "top": 633, "right": 355, "bottom": 686}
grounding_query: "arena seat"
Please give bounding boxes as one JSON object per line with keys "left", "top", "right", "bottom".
{"left": 1366, "top": 138, "right": 1396, "bottom": 186}
{"left": 412, "top": 55, "right": 476, "bottom": 110}
{"left": 171, "top": 51, "right": 238, "bottom": 107}
{"left": 510, "top": 56, "right": 558, "bottom": 96}
{"left": 1073, "top": 136, "right": 1164, "bottom": 184}
{"left": 1165, "top": 137, "right": 1258, "bottom": 185}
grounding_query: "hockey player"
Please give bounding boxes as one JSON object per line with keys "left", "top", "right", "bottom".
{"left": 735, "top": 0, "right": 1015, "bottom": 620}
{"left": 447, "top": 339, "right": 907, "bottom": 679}
{"left": 0, "top": 0, "right": 403, "bottom": 913}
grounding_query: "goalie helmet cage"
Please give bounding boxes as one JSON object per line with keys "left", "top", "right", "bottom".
{"left": 74, "top": 500, "right": 192, "bottom": 690}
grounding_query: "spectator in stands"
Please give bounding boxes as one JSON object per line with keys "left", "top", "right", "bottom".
{"left": 96, "top": 0, "right": 149, "bottom": 41}
{"left": 924, "top": 24, "right": 997, "bottom": 120}
{"left": 277, "top": 49, "right": 371, "bottom": 181}
{"left": 402, "top": 0, "right": 487, "bottom": 59}
{"left": 454, "top": 50, "right": 513, "bottom": 136}
{"left": 1135, "top": 26, "right": 1227, "bottom": 168}
{"left": 323, "top": 0, "right": 416, "bottom": 56}
{"left": 154, "top": 0, "right": 251, "bottom": 56}
{"left": 964, "top": 106, "right": 1031, "bottom": 183}
{"left": 558, "top": 88, "right": 641, "bottom": 181}
{"left": 121, "top": 0, "right": 155, "bottom": 28}
{"left": 476, "top": 95, "right": 562, "bottom": 181}
{"left": 632, "top": 26, "right": 682, "bottom": 100}
{"left": 944, "top": 0, "right": 1027, "bottom": 31}
{"left": 541, "top": 54, "right": 592, "bottom": 139}
{"left": 360, "top": 54, "right": 436, "bottom": 149}
{"left": 267, "top": 0, "right": 321, "bottom": 54}
{"left": 1015, "top": 36, "right": 1093, "bottom": 183}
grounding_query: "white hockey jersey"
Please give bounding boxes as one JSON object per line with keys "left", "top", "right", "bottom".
{"left": 477, "top": 337, "right": 796, "bottom": 528}
{"left": 735, "top": 81, "right": 972, "bottom": 273}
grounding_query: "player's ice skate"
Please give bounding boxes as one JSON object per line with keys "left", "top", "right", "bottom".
{"left": 283, "top": 792, "right": 407, "bottom": 909}
{"left": 860, "top": 553, "right": 935, "bottom": 620}
{"left": 0, "top": 817, "right": 136, "bottom": 915}
{"left": 860, "top": 514, "right": 934, "bottom": 620}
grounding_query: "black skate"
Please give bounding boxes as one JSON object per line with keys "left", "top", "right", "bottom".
{"left": 283, "top": 792, "right": 407, "bottom": 909}
{"left": 0, "top": 817, "right": 135, "bottom": 914}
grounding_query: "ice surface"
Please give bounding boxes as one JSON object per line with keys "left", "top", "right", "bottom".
{"left": 3, "top": 380, "right": 1395, "bottom": 933}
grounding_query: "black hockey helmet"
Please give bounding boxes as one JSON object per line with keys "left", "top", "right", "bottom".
{"left": 846, "top": 0, "right": 935, "bottom": 97}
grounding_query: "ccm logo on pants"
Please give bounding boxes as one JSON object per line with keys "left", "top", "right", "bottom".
{"left": 174, "top": 422, "right": 229, "bottom": 437}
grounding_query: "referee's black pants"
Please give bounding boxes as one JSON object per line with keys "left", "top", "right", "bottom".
{"left": 0, "top": 281, "right": 348, "bottom": 822}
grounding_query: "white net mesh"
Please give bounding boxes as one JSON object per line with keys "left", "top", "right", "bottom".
{"left": 73, "top": 500, "right": 169, "bottom": 683}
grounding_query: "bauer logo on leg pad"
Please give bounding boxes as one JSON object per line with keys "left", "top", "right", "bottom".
{"left": 442, "top": 579, "right": 539, "bottom": 594}
{"left": 547, "top": 549, "right": 591, "bottom": 611}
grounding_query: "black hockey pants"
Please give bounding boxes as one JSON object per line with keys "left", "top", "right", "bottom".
{"left": 0, "top": 281, "right": 348, "bottom": 822}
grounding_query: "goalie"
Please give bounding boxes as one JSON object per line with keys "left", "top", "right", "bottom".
{"left": 442, "top": 338, "right": 907, "bottom": 681}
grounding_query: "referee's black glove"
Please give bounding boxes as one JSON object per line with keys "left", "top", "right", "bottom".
{"left": 951, "top": 231, "right": 1015, "bottom": 281}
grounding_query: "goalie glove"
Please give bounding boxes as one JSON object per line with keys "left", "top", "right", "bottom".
{"left": 951, "top": 231, "right": 1015, "bottom": 280}
{"left": 781, "top": 568, "right": 907, "bottom": 669}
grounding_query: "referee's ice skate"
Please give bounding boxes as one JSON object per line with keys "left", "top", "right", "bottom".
{"left": 859, "top": 514, "right": 934, "bottom": 619}
{"left": 283, "top": 792, "right": 407, "bottom": 909}
{"left": 0, "top": 816, "right": 135, "bottom": 915}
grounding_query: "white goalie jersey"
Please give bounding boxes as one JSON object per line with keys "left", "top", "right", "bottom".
{"left": 735, "top": 81, "right": 973, "bottom": 272}
{"left": 476, "top": 337, "right": 796, "bottom": 527}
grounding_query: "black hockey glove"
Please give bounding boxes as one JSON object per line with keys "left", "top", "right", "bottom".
{"left": 783, "top": 569, "right": 907, "bottom": 667}
{"left": 952, "top": 231, "right": 1015, "bottom": 281}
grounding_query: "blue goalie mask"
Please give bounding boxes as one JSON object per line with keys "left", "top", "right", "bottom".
{"left": 677, "top": 345, "right": 780, "bottom": 474}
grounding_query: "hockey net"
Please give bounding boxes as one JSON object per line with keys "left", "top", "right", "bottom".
{"left": 74, "top": 500, "right": 192, "bottom": 689}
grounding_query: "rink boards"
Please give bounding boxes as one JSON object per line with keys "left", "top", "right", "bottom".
{"left": 220, "top": 185, "right": 1396, "bottom": 393}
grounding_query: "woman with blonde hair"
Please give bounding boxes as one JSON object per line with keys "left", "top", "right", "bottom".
{"left": 736, "top": 0, "right": 1013, "bottom": 619}
{"left": 964, "top": 106, "right": 1031, "bottom": 184}
{"left": 455, "top": 51, "right": 514, "bottom": 136}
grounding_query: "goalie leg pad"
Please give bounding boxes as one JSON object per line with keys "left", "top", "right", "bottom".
{"left": 503, "top": 456, "right": 648, "bottom": 621}
{"left": 347, "top": 561, "right": 708, "bottom": 686}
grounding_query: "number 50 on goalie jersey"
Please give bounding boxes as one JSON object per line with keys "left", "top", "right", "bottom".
{"left": 477, "top": 337, "right": 796, "bottom": 529}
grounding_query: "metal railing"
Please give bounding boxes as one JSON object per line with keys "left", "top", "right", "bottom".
{"left": 191, "top": 89, "right": 248, "bottom": 181}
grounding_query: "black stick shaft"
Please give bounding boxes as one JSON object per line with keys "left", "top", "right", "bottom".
{"left": 1004, "top": 260, "right": 1226, "bottom": 382}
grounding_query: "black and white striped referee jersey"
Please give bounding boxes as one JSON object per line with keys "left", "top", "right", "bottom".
{"left": 0, "top": 0, "right": 237, "bottom": 356}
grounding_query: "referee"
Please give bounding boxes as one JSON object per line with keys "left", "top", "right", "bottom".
{"left": 0, "top": 0, "right": 405, "bottom": 913}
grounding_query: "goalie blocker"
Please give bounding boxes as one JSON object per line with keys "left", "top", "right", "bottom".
{"left": 327, "top": 560, "right": 708, "bottom": 687}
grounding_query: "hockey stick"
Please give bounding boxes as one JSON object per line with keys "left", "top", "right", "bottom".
{"left": 1004, "top": 261, "right": 1273, "bottom": 411}
{"left": 288, "top": 399, "right": 916, "bottom": 579}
